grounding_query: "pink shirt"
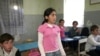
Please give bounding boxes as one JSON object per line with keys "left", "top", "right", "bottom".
{"left": 38, "top": 23, "right": 60, "bottom": 53}
{"left": 59, "top": 26, "right": 65, "bottom": 38}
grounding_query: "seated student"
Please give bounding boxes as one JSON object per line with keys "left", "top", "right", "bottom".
{"left": 0, "top": 33, "right": 21, "bottom": 56}
{"left": 68, "top": 21, "right": 80, "bottom": 51}
{"left": 68, "top": 21, "right": 80, "bottom": 37}
{"left": 85, "top": 25, "right": 100, "bottom": 56}
{"left": 58, "top": 19, "right": 66, "bottom": 39}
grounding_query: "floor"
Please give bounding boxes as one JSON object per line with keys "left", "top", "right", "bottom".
{"left": 21, "top": 48, "right": 78, "bottom": 56}
{"left": 64, "top": 47, "right": 78, "bottom": 56}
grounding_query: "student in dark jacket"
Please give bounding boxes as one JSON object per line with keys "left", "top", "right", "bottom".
{"left": 69, "top": 21, "right": 80, "bottom": 37}
{"left": 68, "top": 21, "right": 80, "bottom": 51}
{"left": 0, "top": 33, "right": 21, "bottom": 56}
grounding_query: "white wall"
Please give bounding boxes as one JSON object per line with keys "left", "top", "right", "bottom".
{"left": 24, "top": 0, "right": 50, "bottom": 15}
{"left": 22, "top": 0, "right": 51, "bottom": 41}
{"left": 50, "top": 0, "right": 100, "bottom": 13}
{"left": 85, "top": 0, "right": 100, "bottom": 11}
{"left": 50, "top": 0, "right": 63, "bottom": 14}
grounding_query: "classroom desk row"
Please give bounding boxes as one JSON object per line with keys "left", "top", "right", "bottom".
{"left": 61, "top": 36, "right": 87, "bottom": 42}
{"left": 14, "top": 36, "right": 87, "bottom": 52}
{"left": 61, "top": 36, "right": 87, "bottom": 49}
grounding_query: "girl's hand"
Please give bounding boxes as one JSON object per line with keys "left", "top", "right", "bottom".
{"left": 76, "top": 29, "right": 80, "bottom": 33}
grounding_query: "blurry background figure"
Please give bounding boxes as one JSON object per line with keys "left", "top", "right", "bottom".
{"left": 98, "top": 25, "right": 100, "bottom": 35}
{"left": 68, "top": 21, "right": 80, "bottom": 37}
{"left": 58, "top": 19, "right": 66, "bottom": 39}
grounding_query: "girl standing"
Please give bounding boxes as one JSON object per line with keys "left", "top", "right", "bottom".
{"left": 38, "top": 8, "right": 66, "bottom": 56}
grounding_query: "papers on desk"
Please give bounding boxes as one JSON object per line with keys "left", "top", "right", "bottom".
{"left": 73, "top": 36, "right": 81, "bottom": 39}
{"left": 62, "top": 36, "right": 87, "bottom": 42}
{"left": 62, "top": 38, "right": 74, "bottom": 41}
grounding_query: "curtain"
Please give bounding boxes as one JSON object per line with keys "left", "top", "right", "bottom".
{"left": 0, "top": 0, "right": 23, "bottom": 35}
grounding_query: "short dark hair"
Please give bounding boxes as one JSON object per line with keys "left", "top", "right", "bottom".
{"left": 73, "top": 21, "right": 78, "bottom": 25}
{"left": 59, "top": 19, "right": 64, "bottom": 23}
{"left": 0, "top": 33, "right": 14, "bottom": 44}
{"left": 90, "top": 25, "right": 99, "bottom": 32}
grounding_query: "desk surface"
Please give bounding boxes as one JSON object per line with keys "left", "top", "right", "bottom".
{"left": 96, "top": 46, "right": 100, "bottom": 50}
{"left": 61, "top": 36, "right": 87, "bottom": 42}
{"left": 15, "top": 42, "right": 38, "bottom": 51}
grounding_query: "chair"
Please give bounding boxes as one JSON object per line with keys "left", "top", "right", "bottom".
{"left": 80, "top": 27, "right": 89, "bottom": 37}
{"left": 78, "top": 38, "right": 89, "bottom": 56}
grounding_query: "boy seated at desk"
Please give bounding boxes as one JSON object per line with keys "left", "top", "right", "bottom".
{"left": 85, "top": 25, "right": 100, "bottom": 56}
{"left": 0, "top": 33, "right": 21, "bottom": 56}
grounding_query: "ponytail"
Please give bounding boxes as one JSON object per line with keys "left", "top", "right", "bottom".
{"left": 42, "top": 19, "right": 48, "bottom": 24}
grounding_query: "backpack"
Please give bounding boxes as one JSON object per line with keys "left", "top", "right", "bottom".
{"left": 28, "top": 48, "right": 41, "bottom": 56}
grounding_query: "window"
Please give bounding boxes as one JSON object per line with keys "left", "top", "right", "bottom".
{"left": 64, "top": 0, "right": 85, "bottom": 27}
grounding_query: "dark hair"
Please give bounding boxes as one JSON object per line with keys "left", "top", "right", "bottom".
{"left": 59, "top": 19, "right": 64, "bottom": 23}
{"left": 73, "top": 21, "right": 78, "bottom": 25}
{"left": 42, "top": 8, "right": 56, "bottom": 24}
{"left": 0, "top": 33, "right": 14, "bottom": 44}
{"left": 90, "top": 25, "right": 99, "bottom": 32}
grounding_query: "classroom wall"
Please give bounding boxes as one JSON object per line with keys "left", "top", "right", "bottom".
{"left": 21, "top": 0, "right": 100, "bottom": 42}
{"left": 22, "top": 0, "right": 50, "bottom": 41}
{"left": 85, "top": 0, "right": 100, "bottom": 11}
{"left": 22, "top": 0, "right": 64, "bottom": 41}
{"left": 50, "top": 0, "right": 100, "bottom": 26}
{"left": 50, "top": 0, "right": 63, "bottom": 14}
{"left": 24, "top": 0, "right": 50, "bottom": 15}
{"left": 85, "top": 0, "right": 100, "bottom": 26}
{"left": 50, "top": 0, "right": 100, "bottom": 14}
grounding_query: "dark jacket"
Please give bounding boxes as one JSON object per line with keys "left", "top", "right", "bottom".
{"left": 68, "top": 27, "right": 80, "bottom": 37}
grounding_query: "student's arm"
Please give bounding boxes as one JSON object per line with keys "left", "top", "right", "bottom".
{"left": 75, "top": 28, "right": 80, "bottom": 35}
{"left": 68, "top": 28, "right": 73, "bottom": 37}
{"left": 97, "top": 35, "right": 100, "bottom": 42}
{"left": 89, "top": 36, "right": 100, "bottom": 46}
{"left": 58, "top": 33, "right": 66, "bottom": 56}
{"left": 38, "top": 32, "right": 45, "bottom": 56}
{"left": 0, "top": 47, "right": 3, "bottom": 56}
{"left": 15, "top": 50, "right": 21, "bottom": 56}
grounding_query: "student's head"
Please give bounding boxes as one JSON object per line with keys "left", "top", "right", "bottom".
{"left": 59, "top": 19, "right": 64, "bottom": 26}
{"left": 72, "top": 21, "right": 78, "bottom": 27}
{"left": 0, "top": 33, "right": 14, "bottom": 52}
{"left": 42, "top": 8, "right": 56, "bottom": 24}
{"left": 90, "top": 25, "right": 99, "bottom": 35}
